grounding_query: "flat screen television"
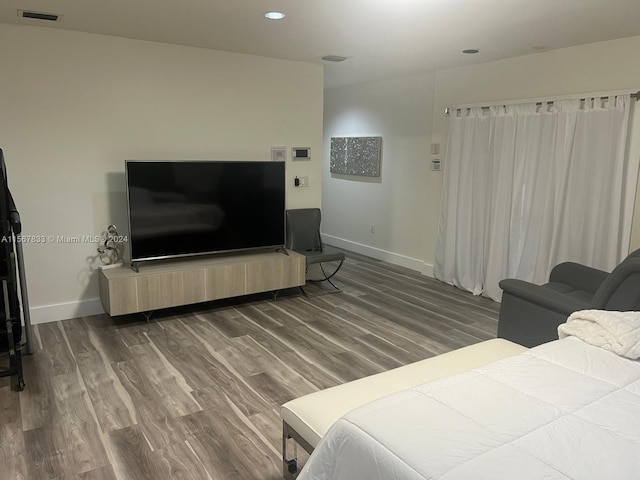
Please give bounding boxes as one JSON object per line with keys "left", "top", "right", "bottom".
{"left": 125, "top": 160, "right": 286, "bottom": 262}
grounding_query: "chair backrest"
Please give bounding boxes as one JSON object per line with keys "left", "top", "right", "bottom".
{"left": 591, "top": 251, "right": 640, "bottom": 310}
{"left": 286, "top": 208, "right": 323, "bottom": 252}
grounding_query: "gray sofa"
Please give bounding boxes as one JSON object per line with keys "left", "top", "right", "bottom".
{"left": 497, "top": 249, "right": 640, "bottom": 347}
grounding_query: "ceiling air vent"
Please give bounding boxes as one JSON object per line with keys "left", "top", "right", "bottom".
{"left": 322, "top": 55, "right": 348, "bottom": 63}
{"left": 18, "top": 10, "right": 61, "bottom": 22}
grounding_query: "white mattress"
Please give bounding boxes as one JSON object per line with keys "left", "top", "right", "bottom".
{"left": 298, "top": 337, "right": 640, "bottom": 480}
{"left": 281, "top": 339, "right": 526, "bottom": 449}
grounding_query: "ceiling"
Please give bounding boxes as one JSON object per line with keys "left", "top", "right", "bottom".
{"left": 2, "top": 0, "right": 640, "bottom": 88}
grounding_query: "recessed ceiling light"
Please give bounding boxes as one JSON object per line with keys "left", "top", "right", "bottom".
{"left": 264, "top": 11, "right": 285, "bottom": 20}
{"left": 462, "top": 49, "right": 480, "bottom": 54}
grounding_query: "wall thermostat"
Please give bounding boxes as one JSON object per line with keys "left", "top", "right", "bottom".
{"left": 292, "top": 147, "right": 311, "bottom": 160}
{"left": 271, "top": 146, "right": 286, "bottom": 162}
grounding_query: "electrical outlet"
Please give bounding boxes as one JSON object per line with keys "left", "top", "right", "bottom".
{"left": 371, "top": 225, "right": 375, "bottom": 234}
{"left": 299, "top": 176, "right": 309, "bottom": 187}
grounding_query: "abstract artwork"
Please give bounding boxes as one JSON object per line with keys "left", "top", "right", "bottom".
{"left": 330, "top": 136, "right": 382, "bottom": 177}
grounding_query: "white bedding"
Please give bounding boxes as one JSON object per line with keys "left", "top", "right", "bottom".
{"left": 298, "top": 337, "right": 640, "bottom": 480}
{"left": 559, "top": 310, "right": 640, "bottom": 359}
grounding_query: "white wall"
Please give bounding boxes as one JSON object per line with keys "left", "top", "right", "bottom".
{"left": 322, "top": 73, "right": 436, "bottom": 273}
{"left": 0, "top": 24, "right": 323, "bottom": 323}
{"left": 323, "top": 35, "right": 640, "bottom": 275}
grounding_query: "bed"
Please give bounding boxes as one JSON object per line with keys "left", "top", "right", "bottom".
{"left": 296, "top": 311, "right": 640, "bottom": 480}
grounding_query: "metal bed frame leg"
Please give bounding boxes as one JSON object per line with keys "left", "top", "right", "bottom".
{"left": 282, "top": 423, "right": 299, "bottom": 479}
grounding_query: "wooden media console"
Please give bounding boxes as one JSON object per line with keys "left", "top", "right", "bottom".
{"left": 99, "top": 249, "right": 305, "bottom": 316}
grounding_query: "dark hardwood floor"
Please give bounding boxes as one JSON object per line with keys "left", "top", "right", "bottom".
{"left": 0, "top": 250, "right": 500, "bottom": 480}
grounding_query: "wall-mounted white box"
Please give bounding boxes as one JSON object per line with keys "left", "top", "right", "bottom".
{"left": 271, "top": 146, "right": 287, "bottom": 162}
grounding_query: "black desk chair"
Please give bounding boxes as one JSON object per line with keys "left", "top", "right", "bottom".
{"left": 285, "top": 208, "right": 345, "bottom": 290}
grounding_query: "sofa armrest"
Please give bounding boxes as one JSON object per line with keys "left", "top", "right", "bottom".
{"left": 499, "top": 278, "right": 589, "bottom": 315}
{"left": 548, "top": 262, "right": 609, "bottom": 294}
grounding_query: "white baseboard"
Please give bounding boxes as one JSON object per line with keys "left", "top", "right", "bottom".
{"left": 322, "top": 233, "right": 434, "bottom": 277}
{"left": 421, "top": 263, "right": 434, "bottom": 278}
{"left": 29, "top": 298, "right": 105, "bottom": 325}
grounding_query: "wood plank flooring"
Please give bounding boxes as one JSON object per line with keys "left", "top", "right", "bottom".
{"left": 0, "top": 250, "right": 500, "bottom": 480}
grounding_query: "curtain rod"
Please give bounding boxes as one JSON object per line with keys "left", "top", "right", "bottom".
{"left": 445, "top": 91, "right": 640, "bottom": 115}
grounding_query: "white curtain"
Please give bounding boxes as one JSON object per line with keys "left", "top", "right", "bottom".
{"left": 434, "top": 95, "right": 638, "bottom": 301}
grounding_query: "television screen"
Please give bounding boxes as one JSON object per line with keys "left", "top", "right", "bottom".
{"left": 125, "top": 161, "right": 286, "bottom": 262}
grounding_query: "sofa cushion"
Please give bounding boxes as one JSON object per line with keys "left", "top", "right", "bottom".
{"left": 544, "top": 282, "right": 594, "bottom": 304}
